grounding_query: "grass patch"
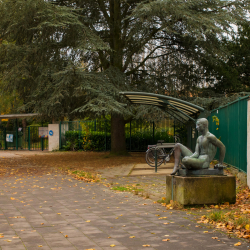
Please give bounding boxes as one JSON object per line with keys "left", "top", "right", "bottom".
{"left": 111, "top": 186, "right": 132, "bottom": 192}
{"left": 110, "top": 185, "right": 145, "bottom": 196}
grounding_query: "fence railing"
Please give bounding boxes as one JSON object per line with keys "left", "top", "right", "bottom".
{"left": 0, "top": 126, "right": 48, "bottom": 151}
{"left": 59, "top": 119, "right": 175, "bottom": 152}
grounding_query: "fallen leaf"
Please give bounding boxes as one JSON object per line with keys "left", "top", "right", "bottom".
{"left": 86, "top": 220, "right": 91, "bottom": 223}
{"left": 65, "top": 235, "right": 68, "bottom": 238}
{"left": 203, "top": 231, "right": 209, "bottom": 233}
{"left": 57, "top": 213, "right": 61, "bottom": 215}
{"left": 245, "top": 224, "right": 250, "bottom": 230}
{"left": 0, "top": 236, "right": 4, "bottom": 238}
{"left": 212, "top": 237, "right": 218, "bottom": 239}
{"left": 110, "top": 244, "right": 116, "bottom": 247}
{"left": 162, "top": 239, "right": 170, "bottom": 241}
{"left": 129, "top": 236, "right": 135, "bottom": 238}
{"left": 38, "top": 245, "right": 43, "bottom": 247}
{"left": 234, "top": 242, "right": 242, "bottom": 246}
{"left": 163, "top": 223, "right": 169, "bottom": 225}
{"left": 142, "top": 245, "right": 150, "bottom": 247}
{"left": 41, "top": 223, "right": 44, "bottom": 225}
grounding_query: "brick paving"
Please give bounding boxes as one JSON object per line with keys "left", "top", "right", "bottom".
{"left": 0, "top": 172, "right": 249, "bottom": 250}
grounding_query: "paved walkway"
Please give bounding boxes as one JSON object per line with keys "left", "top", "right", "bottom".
{"left": 0, "top": 172, "right": 248, "bottom": 250}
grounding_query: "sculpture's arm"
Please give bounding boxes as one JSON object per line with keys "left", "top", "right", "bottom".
{"left": 189, "top": 138, "right": 199, "bottom": 158}
{"left": 208, "top": 135, "right": 226, "bottom": 164}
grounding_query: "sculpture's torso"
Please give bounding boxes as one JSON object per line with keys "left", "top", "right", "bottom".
{"left": 198, "top": 132, "right": 217, "bottom": 163}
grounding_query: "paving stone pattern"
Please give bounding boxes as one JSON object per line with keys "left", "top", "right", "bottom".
{"left": 0, "top": 173, "right": 249, "bottom": 250}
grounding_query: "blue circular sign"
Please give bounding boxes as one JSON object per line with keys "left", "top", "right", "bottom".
{"left": 49, "top": 130, "right": 53, "bottom": 136}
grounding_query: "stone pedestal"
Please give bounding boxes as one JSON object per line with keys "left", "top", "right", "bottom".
{"left": 166, "top": 175, "right": 236, "bottom": 205}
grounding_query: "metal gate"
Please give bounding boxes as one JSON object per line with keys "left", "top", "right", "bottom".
{"left": 0, "top": 125, "right": 48, "bottom": 151}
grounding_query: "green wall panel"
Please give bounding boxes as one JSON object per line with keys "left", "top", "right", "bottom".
{"left": 208, "top": 97, "right": 248, "bottom": 173}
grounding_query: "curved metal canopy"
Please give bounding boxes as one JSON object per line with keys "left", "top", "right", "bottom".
{"left": 120, "top": 92, "right": 207, "bottom": 123}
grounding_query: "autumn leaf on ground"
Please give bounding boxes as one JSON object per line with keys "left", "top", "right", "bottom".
{"left": 162, "top": 239, "right": 170, "bottom": 241}
{"left": 65, "top": 235, "right": 68, "bottom": 238}
{"left": 203, "top": 231, "right": 209, "bottom": 233}
{"left": 86, "top": 220, "right": 91, "bottom": 222}
{"left": 129, "top": 236, "right": 135, "bottom": 238}
{"left": 38, "top": 245, "right": 43, "bottom": 247}
{"left": 142, "top": 245, "right": 150, "bottom": 247}
{"left": 110, "top": 244, "right": 116, "bottom": 247}
{"left": 212, "top": 237, "right": 218, "bottom": 239}
{"left": 234, "top": 242, "right": 242, "bottom": 246}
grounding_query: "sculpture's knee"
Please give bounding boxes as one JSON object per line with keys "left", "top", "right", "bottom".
{"left": 175, "top": 143, "right": 181, "bottom": 149}
{"left": 182, "top": 156, "right": 189, "bottom": 165}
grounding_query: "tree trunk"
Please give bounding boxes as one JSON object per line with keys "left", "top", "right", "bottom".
{"left": 111, "top": 113, "right": 127, "bottom": 155}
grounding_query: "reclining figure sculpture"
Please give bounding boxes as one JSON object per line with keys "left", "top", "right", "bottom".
{"left": 171, "top": 118, "right": 226, "bottom": 175}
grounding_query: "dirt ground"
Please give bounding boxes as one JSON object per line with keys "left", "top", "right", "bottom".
{"left": 0, "top": 150, "right": 147, "bottom": 177}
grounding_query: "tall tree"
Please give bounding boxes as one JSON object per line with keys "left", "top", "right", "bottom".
{"left": 208, "top": 22, "right": 250, "bottom": 93}
{"left": 0, "top": 0, "right": 249, "bottom": 154}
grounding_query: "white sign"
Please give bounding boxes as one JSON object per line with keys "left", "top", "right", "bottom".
{"left": 6, "top": 134, "right": 13, "bottom": 142}
{"left": 39, "top": 127, "right": 48, "bottom": 138}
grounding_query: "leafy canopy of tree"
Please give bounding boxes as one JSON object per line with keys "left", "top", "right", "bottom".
{"left": 208, "top": 22, "right": 250, "bottom": 94}
{"left": 0, "top": 0, "right": 249, "bottom": 153}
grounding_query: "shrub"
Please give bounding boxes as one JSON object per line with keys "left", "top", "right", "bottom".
{"left": 63, "top": 128, "right": 175, "bottom": 151}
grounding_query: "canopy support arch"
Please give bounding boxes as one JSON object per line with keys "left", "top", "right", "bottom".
{"left": 119, "top": 92, "right": 209, "bottom": 123}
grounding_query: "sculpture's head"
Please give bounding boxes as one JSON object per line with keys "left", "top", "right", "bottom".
{"left": 196, "top": 118, "right": 208, "bottom": 132}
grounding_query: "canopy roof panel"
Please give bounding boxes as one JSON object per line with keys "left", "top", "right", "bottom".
{"left": 0, "top": 113, "right": 39, "bottom": 119}
{"left": 120, "top": 92, "right": 205, "bottom": 123}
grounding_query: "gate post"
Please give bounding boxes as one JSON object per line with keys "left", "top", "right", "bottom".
{"left": 28, "top": 127, "right": 31, "bottom": 150}
{"left": 4, "top": 128, "right": 7, "bottom": 150}
{"left": 41, "top": 137, "right": 44, "bottom": 151}
{"left": 16, "top": 125, "right": 18, "bottom": 150}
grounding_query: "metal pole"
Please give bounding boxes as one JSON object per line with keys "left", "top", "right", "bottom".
{"left": 105, "top": 120, "right": 107, "bottom": 151}
{"left": 78, "top": 121, "right": 81, "bottom": 150}
{"left": 41, "top": 137, "right": 43, "bottom": 151}
{"left": 155, "top": 147, "right": 158, "bottom": 173}
{"left": 16, "top": 119, "right": 18, "bottom": 150}
{"left": 130, "top": 121, "right": 132, "bottom": 151}
{"left": 59, "top": 121, "right": 61, "bottom": 150}
{"left": 153, "top": 121, "right": 155, "bottom": 143}
{"left": 28, "top": 127, "right": 30, "bottom": 151}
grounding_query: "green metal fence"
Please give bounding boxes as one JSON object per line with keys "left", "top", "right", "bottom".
{"left": 0, "top": 125, "right": 48, "bottom": 151}
{"left": 59, "top": 119, "right": 176, "bottom": 151}
{"left": 208, "top": 96, "right": 248, "bottom": 173}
